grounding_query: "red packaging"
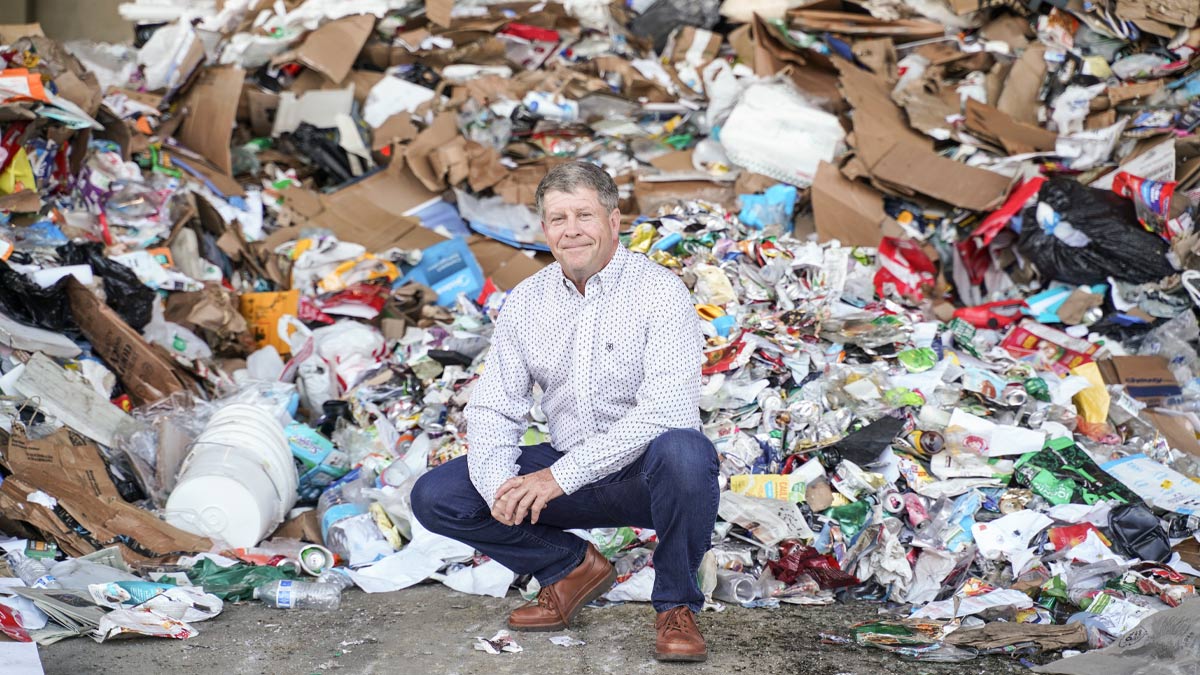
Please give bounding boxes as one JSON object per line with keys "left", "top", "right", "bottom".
{"left": 1000, "top": 319, "right": 1101, "bottom": 375}
{"left": 1048, "top": 522, "right": 1110, "bottom": 551}
{"left": 874, "top": 237, "right": 936, "bottom": 302}
{"left": 1112, "top": 171, "right": 1178, "bottom": 241}
{"left": 0, "top": 604, "right": 31, "bottom": 642}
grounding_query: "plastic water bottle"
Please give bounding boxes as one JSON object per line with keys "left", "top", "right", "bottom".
{"left": 316, "top": 568, "right": 355, "bottom": 592}
{"left": 253, "top": 580, "right": 341, "bottom": 610}
{"left": 6, "top": 551, "right": 62, "bottom": 589}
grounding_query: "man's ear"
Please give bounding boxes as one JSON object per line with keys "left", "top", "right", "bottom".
{"left": 608, "top": 208, "right": 621, "bottom": 237}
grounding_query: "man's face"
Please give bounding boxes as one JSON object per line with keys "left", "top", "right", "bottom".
{"left": 541, "top": 187, "right": 620, "bottom": 285}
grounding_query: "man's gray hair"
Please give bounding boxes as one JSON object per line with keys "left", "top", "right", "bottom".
{"left": 534, "top": 162, "right": 619, "bottom": 219}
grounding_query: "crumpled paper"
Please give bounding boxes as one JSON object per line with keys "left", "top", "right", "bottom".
{"left": 474, "top": 629, "right": 522, "bottom": 654}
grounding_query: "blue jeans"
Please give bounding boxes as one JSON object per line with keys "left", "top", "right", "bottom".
{"left": 411, "top": 428, "right": 719, "bottom": 613}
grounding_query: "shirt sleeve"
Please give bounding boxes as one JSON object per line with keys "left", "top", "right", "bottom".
{"left": 465, "top": 297, "right": 533, "bottom": 509}
{"left": 549, "top": 276, "right": 703, "bottom": 495}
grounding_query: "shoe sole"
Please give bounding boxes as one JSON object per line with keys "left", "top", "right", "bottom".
{"left": 655, "top": 651, "right": 708, "bottom": 662}
{"left": 508, "top": 566, "right": 618, "bottom": 633}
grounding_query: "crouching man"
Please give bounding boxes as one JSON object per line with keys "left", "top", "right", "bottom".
{"left": 412, "top": 161, "right": 718, "bottom": 662}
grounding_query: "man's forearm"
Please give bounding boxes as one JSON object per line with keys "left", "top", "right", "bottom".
{"left": 466, "top": 406, "right": 525, "bottom": 508}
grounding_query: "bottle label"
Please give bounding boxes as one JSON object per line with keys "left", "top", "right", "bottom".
{"left": 277, "top": 580, "right": 294, "bottom": 608}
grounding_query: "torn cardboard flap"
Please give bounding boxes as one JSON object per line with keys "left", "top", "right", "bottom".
{"left": 946, "top": 0, "right": 1025, "bottom": 16}
{"left": 894, "top": 78, "right": 962, "bottom": 141}
{"left": 495, "top": 163, "right": 553, "bottom": 207}
{"left": 751, "top": 15, "right": 840, "bottom": 105}
{"left": 1115, "top": 0, "right": 1197, "bottom": 35}
{"left": 54, "top": 69, "right": 102, "bottom": 118}
{"left": 812, "top": 161, "right": 895, "bottom": 247}
{"left": 65, "top": 277, "right": 192, "bottom": 406}
{"left": 176, "top": 65, "right": 246, "bottom": 176}
{"left": 965, "top": 98, "right": 1058, "bottom": 155}
{"left": 372, "top": 113, "right": 419, "bottom": 150}
{"left": 649, "top": 149, "right": 696, "bottom": 173}
{"left": 634, "top": 176, "right": 737, "bottom": 214}
{"left": 997, "top": 44, "right": 1046, "bottom": 126}
{"left": 108, "top": 86, "right": 163, "bottom": 110}
{"left": 788, "top": 10, "right": 945, "bottom": 39}
{"left": 668, "top": 26, "right": 722, "bottom": 66}
{"left": 429, "top": 137, "right": 470, "bottom": 189}
{"left": 314, "top": 164, "right": 446, "bottom": 252}
{"left": 466, "top": 141, "right": 507, "bottom": 192}
{"left": 271, "top": 14, "right": 376, "bottom": 84}
{"left": 427, "top": 0, "right": 455, "bottom": 28}
{"left": 837, "top": 58, "right": 1012, "bottom": 211}
{"left": 1107, "top": 80, "right": 1163, "bottom": 105}
{"left": 0, "top": 463, "right": 211, "bottom": 562}
{"left": 165, "top": 284, "right": 254, "bottom": 357}
{"left": 244, "top": 87, "right": 280, "bottom": 138}
{"left": 467, "top": 235, "right": 550, "bottom": 290}
{"left": 406, "top": 112, "right": 461, "bottom": 192}
{"left": 1145, "top": 411, "right": 1200, "bottom": 458}
{"left": 269, "top": 509, "right": 323, "bottom": 543}
{"left": 979, "top": 14, "right": 1032, "bottom": 51}
{"left": 4, "top": 427, "right": 121, "bottom": 501}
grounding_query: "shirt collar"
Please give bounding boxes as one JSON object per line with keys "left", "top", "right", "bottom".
{"left": 559, "top": 244, "right": 629, "bottom": 297}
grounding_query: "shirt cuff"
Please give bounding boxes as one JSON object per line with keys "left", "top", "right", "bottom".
{"left": 549, "top": 454, "right": 592, "bottom": 496}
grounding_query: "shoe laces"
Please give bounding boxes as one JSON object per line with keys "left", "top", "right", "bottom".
{"left": 660, "top": 607, "right": 696, "bottom": 635}
{"left": 536, "top": 587, "right": 566, "bottom": 623}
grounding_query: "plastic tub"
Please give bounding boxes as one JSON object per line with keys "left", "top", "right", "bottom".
{"left": 186, "top": 442, "right": 298, "bottom": 504}
{"left": 167, "top": 455, "right": 280, "bottom": 548}
{"left": 194, "top": 427, "right": 294, "bottom": 481}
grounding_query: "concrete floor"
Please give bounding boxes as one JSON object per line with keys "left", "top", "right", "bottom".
{"left": 41, "top": 584, "right": 1039, "bottom": 675}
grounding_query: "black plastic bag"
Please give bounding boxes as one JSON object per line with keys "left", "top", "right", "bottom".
{"left": 1017, "top": 178, "right": 1175, "bottom": 285}
{"left": 825, "top": 415, "right": 908, "bottom": 467}
{"left": 58, "top": 241, "right": 156, "bottom": 331}
{"left": 1108, "top": 503, "right": 1171, "bottom": 563}
{"left": 0, "top": 261, "right": 77, "bottom": 332}
{"left": 285, "top": 123, "right": 354, "bottom": 185}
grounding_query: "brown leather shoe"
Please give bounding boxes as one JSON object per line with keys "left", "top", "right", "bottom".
{"left": 655, "top": 606, "right": 707, "bottom": 662}
{"left": 507, "top": 543, "right": 616, "bottom": 632}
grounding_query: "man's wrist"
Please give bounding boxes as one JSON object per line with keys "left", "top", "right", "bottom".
{"left": 548, "top": 460, "right": 583, "bottom": 496}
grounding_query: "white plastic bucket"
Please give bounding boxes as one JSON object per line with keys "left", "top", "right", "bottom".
{"left": 194, "top": 428, "right": 294, "bottom": 484}
{"left": 166, "top": 403, "right": 302, "bottom": 548}
{"left": 204, "top": 414, "right": 288, "bottom": 450}
{"left": 209, "top": 403, "right": 283, "bottom": 428}
{"left": 185, "top": 442, "right": 297, "bottom": 503}
{"left": 167, "top": 454, "right": 280, "bottom": 548}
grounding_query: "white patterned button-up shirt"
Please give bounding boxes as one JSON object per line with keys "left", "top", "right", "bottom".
{"left": 465, "top": 244, "right": 704, "bottom": 507}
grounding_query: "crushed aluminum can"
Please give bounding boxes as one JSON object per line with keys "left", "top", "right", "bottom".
{"left": 998, "top": 488, "right": 1034, "bottom": 515}
{"left": 298, "top": 544, "right": 336, "bottom": 576}
{"left": 902, "top": 492, "right": 930, "bottom": 531}
{"left": 1003, "top": 382, "right": 1029, "bottom": 407}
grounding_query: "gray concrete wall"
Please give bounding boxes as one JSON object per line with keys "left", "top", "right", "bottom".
{"left": 8, "top": 0, "right": 132, "bottom": 43}
{"left": 0, "top": 0, "right": 33, "bottom": 23}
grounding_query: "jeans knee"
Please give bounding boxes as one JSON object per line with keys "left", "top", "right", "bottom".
{"left": 410, "top": 471, "right": 441, "bottom": 531}
{"left": 410, "top": 458, "right": 485, "bottom": 533}
{"left": 646, "top": 429, "right": 717, "bottom": 479}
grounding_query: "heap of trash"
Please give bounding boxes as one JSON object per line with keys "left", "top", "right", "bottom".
{"left": 0, "top": 0, "right": 1198, "bottom": 669}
